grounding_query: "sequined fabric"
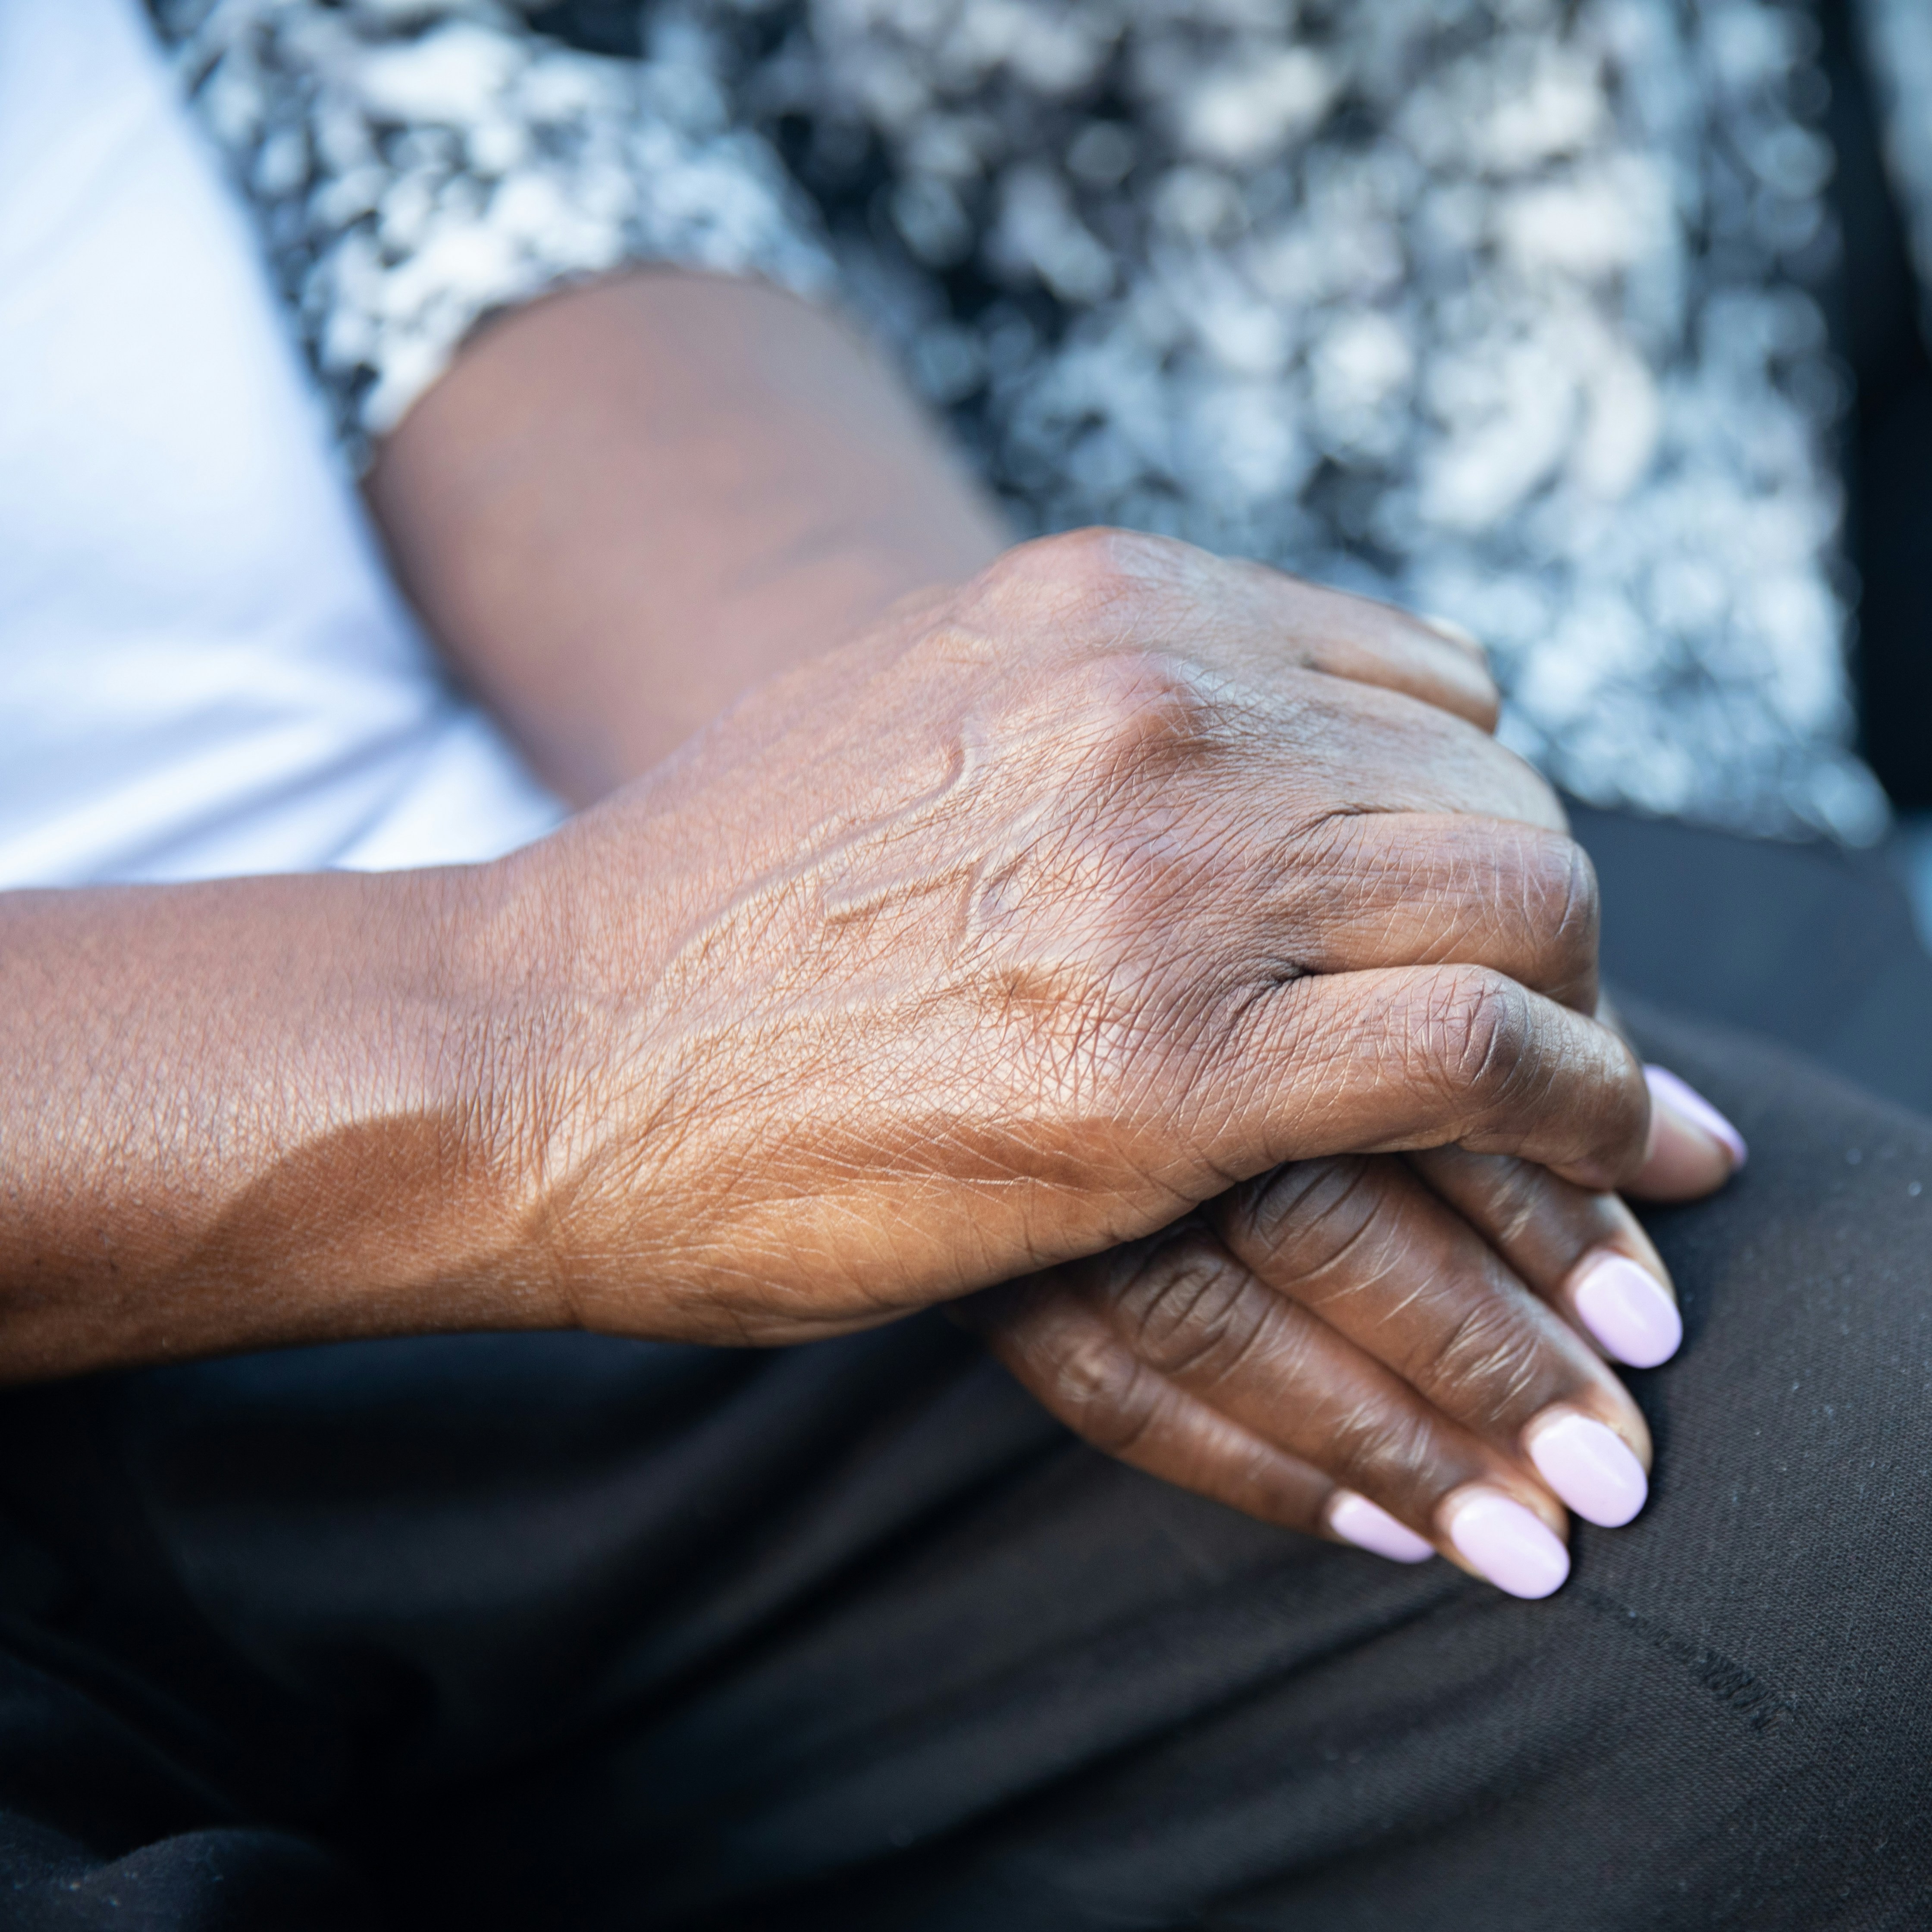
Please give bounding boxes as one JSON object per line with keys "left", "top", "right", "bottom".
{"left": 148, "top": 0, "right": 1924, "bottom": 840}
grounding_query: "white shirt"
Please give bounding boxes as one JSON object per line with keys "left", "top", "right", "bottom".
{"left": 0, "top": 0, "right": 563, "bottom": 888}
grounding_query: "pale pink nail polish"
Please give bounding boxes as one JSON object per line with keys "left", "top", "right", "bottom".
{"left": 1644, "top": 1065, "right": 1748, "bottom": 1170}
{"left": 1573, "top": 1251, "right": 1682, "bottom": 1369}
{"left": 1526, "top": 1412, "right": 1648, "bottom": 1528}
{"left": 1330, "top": 1491, "right": 1436, "bottom": 1564}
{"left": 1446, "top": 1490, "right": 1570, "bottom": 1599}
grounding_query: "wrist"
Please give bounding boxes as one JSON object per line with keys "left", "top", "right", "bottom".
{"left": 376, "top": 852, "right": 581, "bottom": 1336}
{"left": 447, "top": 825, "right": 686, "bottom": 1339}
{"left": 0, "top": 861, "right": 577, "bottom": 1377}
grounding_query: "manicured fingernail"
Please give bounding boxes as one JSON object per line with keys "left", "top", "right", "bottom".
{"left": 1421, "top": 611, "right": 1486, "bottom": 657}
{"left": 1445, "top": 1490, "right": 1570, "bottom": 1599}
{"left": 1573, "top": 1251, "right": 1682, "bottom": 1368}
{"left": 1330, "top": 1491, "right": 1436, "bottom": 1564}
{"left": 1526, "top": 1411, "right": 1648, "bottom": 1528}
{"left": 1645, "top": 1065, "right": 1747, "bottom": 1170}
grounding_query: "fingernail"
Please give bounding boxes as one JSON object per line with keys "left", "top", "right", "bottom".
{"left": 1445, "top": 1490, "right": 1570, "bottom": 1599}
{"left": 1644, "top": 1065, "right": 1747, "bottom": 1170}
{"left": 1421, "top": 611, "right": 1486, "bottom": 658}
{"left": 1330, "top": 1491, "right": 1436, "bottom": 1564}
{"left": 1526, "top": 1411, "right": 1648, "bottom": 1528}
{"left": 1573, "top": 1251, "right": 1682, "bottom": 1369}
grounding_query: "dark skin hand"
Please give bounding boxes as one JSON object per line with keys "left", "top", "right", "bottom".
{"left": 0, "top": 273, "right": 1733, "bottom": 1594}
{"left": 470, "top": 525, "right": 1660, "bottom": 1346}
{"left": 960, "top": 1144, "right": 1700, "bottom": 1590}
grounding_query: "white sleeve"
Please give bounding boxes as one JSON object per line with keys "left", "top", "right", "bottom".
{"left": 148, "top": 0, "right": 837, "bottom": 464}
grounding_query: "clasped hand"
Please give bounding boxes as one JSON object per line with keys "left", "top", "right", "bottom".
{"left": 489, "top": 529, "right": 1733, "bottom": 1595}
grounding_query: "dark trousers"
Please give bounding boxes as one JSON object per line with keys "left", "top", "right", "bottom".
{"left": 3, "top": 817, "right": 1931, "bottom": 1930}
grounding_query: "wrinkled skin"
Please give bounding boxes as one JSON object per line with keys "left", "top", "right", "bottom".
{"left": 960, "top": 1143, "right": 1688, "bottom": 1563}
{"left": 490, "top": 527, "right": 1654, "bottom": 1360}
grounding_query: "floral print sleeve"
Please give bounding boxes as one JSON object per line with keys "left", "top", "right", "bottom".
{"left": 145, "top": 0, "right": 836, "bottom": 464}
{"left": 144, "top": 0, "right": 1914, "bottom": 844}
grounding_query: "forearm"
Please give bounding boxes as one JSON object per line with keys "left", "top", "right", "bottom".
{"left": 366, "top": 270, "right": 1009, "bottom": 806}
{"left": 0, "top": 273, "right": 1001, "bottom": 1380}
{"left": 0, "top": 530, "right": 1666, "bottom": 1389}
{"left": 0, "top": 866, "right": 543, "bottom": 1377}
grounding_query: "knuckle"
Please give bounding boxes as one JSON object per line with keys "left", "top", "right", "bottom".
{"left": 979, "top": 528, "right": 1211, "bottom": 642}
{"left": 1332, "top": 1396, "right": 1444, "bottom": 1501}
{"left": 1413, "top": 967, "right": 1533, "bottom": 1109}
{"left": 1057, "top": 652, "right": 1222, "bottom": 779}
{"left": 1455, "top": 1154, "right": 1548, "bottom": 1250}
{"left": 1114, "top": 1236, "right": 1270, "bottom": 1383}
{"left": 1227, "top": 1157, "right": 1378, "bottom": 1273}
{"left": 1043, "top": 1324, "right": 1164, "bottom": 1455}
{"left": 1517, "top": 832, "right": 1600, "bottom": 985}
{"left": 1408, "top": 1299, "right": 1548, "bottom": 1426}
{"left": 989, "top": 526, "right": 1158, "bottom": 611}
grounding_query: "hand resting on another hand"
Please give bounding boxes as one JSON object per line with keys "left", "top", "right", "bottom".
{"left": 505, "top": 528, "right": 1661, "bottom": 1359}
{"left": 927, "top": 552, "right": 1744, "bottom": 1599}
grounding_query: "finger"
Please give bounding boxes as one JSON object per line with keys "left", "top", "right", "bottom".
{"left": 1003, "top": 530, "right": 1503, "bottom": 729}
{"left": 961, "top": 1279, "right": 1437, "bottom": 1565}
{"left": 955, "top": 1279, "right": 1344, "bottom": 1533}
{"left": 966, "top": 530, "right": 1550, "bottom": 830}
{"left": 1417, "top": 611, "right": 1490, "bottom": 666}
{"left": 1591, "top": 1003, "right": 1744, "bottom": 1201}
{"left": 1006, "top": 1229, "right": 1577, "bottom": 1598}
{"left": 1214, "top": 1157, "right": 1653, "bottom": 1529}
{"left": 1196, "top": 965, "right": 1650, "bottom": 1192}
{"left": 1209, "top": 556, "right": 1502, "bottom": 731}
{"left": 1252, "top": 813, "right": 1600, "bottom": 1013}
{"left": 1203, "top": 668, "right": 1562, "bottom": 831}
{"left": 1405, "top": 1145, "right": 1684, "bottom": 1370}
